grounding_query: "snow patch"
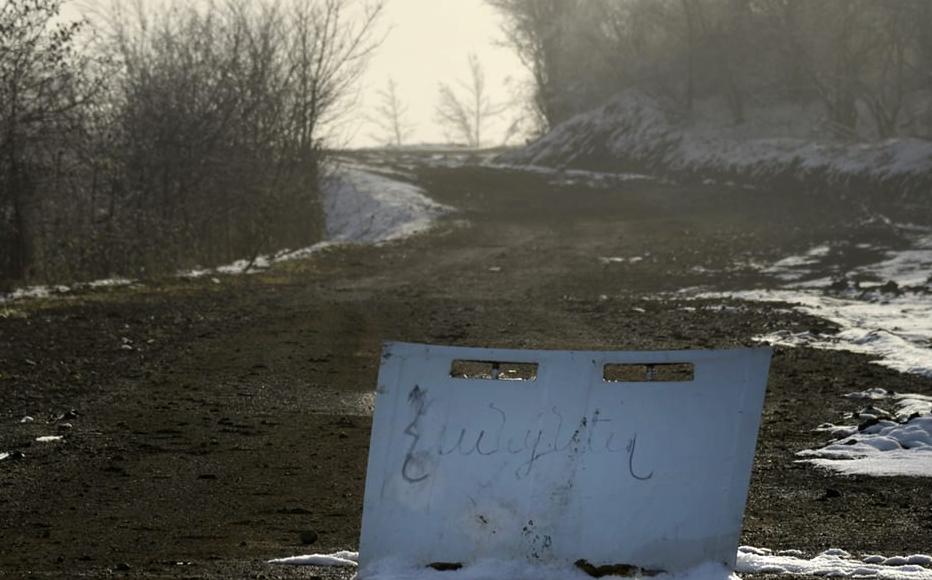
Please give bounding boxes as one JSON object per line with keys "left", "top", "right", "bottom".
{"left": 692, "top": 232, "right": 932, "bottom": 477}
{"left": 86, "top": 277, "right": 134, "bottom": 289}
{"left": 323, "top": 168, "right": 451, "bottom": 244}
{"left": 599, "top": 256, "right": 645, "bottom": 265}
{"left": 0, "top": 279, "right": 134, "bottom": 304}
{"left": 179, "top": 168, "right": 451, "bottom": 278}
{"left": 699, "top": 229, "right": 932, "bottom": 378}
{"left": 762, "top": 244, "right": 832, "bottom": 281}
{"left": 797, "top": 390, "right": 932, "bottom": 477}
{"left": 269, "top": 550, "right": 358, "bottom": 567}
{"left": 35, "top": 436, "right": 63, "bottom": 443}
{"left": 737, "top": 547, "right": 932, "bottom": 579}
{"left": 854, "top": 234, "right": 932, "bottom": 288}
{"left": 702, "top": 289, "right": 932, "bottom": 377}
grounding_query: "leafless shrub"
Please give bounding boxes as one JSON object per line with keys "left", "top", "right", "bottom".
{"left": 0, "top": 0, "right": 382, "bottom": 286}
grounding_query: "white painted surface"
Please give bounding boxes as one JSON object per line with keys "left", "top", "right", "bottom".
{"left": 358, "top": 343, "right": 771, "bottom": 576}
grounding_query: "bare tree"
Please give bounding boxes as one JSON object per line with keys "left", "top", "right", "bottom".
{"left": 486, "top": 0, "right": 580, "bottom": 129}
{"left": 491, "top": 0, "right": 932, "bottom": 141}
{"left": 0, "top": 0, "right": 99, "bottom": 281}
{"left": 0, "top": 0, "right": 384, "bottom": 286}
{"left": 436, "top": 54, "right": 505, "bottom": 147}
{"left": 371, "top": 77, "right": 412, "bottom": 146}
{"left": 286, "top": 0, "right": 385, "bottom": 150}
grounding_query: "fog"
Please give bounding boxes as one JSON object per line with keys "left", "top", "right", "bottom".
{"left": 3, "top": 1, "right": 932, "bottom": 577}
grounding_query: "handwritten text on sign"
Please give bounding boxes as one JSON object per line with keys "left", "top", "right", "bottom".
{"left": 358, "top": 343, "right": 771, "bottom": 575}
{"left": 401, "top": 385, "right": 653, "bottom": 482}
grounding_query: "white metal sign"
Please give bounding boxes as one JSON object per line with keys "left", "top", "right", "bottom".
{"left": 359, "top": 342, "right": 771, "bottom": 576}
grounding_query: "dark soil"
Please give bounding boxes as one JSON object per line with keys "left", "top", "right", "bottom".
{"left": 2, "top": 151, "right": 931, "bottom": 578}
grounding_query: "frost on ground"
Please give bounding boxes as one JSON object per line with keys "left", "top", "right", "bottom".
{"left": 496, "top": 91, "right": 932, "bottom": 195}
{"left": 2, "top": 168, "right": 452, "bottom": 301}
{"left": 796, "top": 389, "right": 932, "bottom": 477}
{"left": 269, "top": 549, "right": 932, "bottom": 580}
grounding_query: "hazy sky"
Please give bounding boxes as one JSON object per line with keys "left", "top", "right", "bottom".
{"left": 66, "top": 0, "right": 530, "bottom": 148}
{"left": 351, "top": 0, "right": 529, "bottom": 148}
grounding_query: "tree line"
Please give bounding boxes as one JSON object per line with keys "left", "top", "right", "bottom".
{"left": 489, "top": 0, "right": 932, "bottom": 140}
{"left": 0, "top": 0, "right": 380, "bottom": 287}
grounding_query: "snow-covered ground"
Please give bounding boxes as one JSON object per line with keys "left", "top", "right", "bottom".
{"left": 1, "top": 167, "right": 452, "bottom": 303}
{"left": 180, "top": 167, "right": 450, "bottom": 277}
{"left": 703, "top": 227, "right": 932, "bottom": 378}
{"left": 699, "top": 228, "right": 932, "bottom": 477}
{"left": 321, "top": 168, "right": 450, "bottom": 244}
{"left": 180, "top": 167, "right": 450, "bottom": 279}
{"left": 269, "top": 548, "right": 932, "bottom": 580}
{"left": 737, "top": 546, "right": 932, "bottom": 579}
{"left": 496, "top": 92, "right": 932, "bottom": 195}
{"left": 797, "top": 389, "right": 932, "bottom": 477}
{"left": 710, "top": 290, "right": 932, "bottom": 378}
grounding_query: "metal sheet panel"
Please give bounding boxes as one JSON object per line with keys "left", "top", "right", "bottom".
{"left": 358, "top": 342, "right": 771, "bottom": 575}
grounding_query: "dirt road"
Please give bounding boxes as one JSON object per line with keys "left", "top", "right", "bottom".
{"left": 2, "top": 153, "right": 931, "bottom": 578}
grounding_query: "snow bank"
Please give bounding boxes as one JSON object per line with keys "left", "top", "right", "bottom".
{"left": 796, "top": 389, "right": 932, "bottom": 477}
{"left": 497, "top": 92, "right": 932, "bottom": 196}
{"left": 737, "top": 546, "right": 932, "bottom": 579}
{"left": 322, "top": 168, "right": 451, "bottom": 243}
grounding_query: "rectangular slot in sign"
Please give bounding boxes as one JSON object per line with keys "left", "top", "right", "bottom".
{"left": 603, "top": 363, "right": 694, "bottom": 382}
{"left": 450, "top": 359, "right": 538, "bottom": 381}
